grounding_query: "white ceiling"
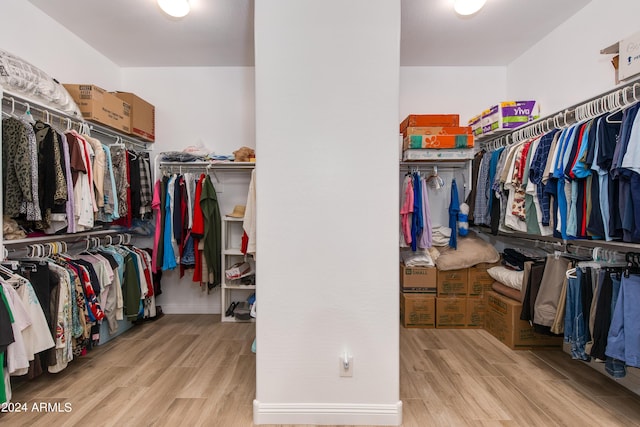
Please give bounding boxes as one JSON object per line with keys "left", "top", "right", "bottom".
{"left": 27, "top": 0, "right": 592, "bottom": 67}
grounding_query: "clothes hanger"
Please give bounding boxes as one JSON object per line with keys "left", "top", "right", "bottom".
{"left": 22, "top": 102, "right": 36, "bottom": 124}
{"left": 606, "top": 89, "right": 624, "bottom": 124}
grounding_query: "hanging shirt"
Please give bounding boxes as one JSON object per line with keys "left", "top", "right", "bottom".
{"left": 151, "top": 180, "right": 162, "bottom": 273}
{"left": 418, "top": 176, "right": 432, "bottom": 248}
{"left": 201, "top": 175, "right": 222, "bottom": 288}
{"left": 411, "top": 172, "right": 423, "bottom": 251}
{"left": 473, "top": 151, "right": 492, "bottom": 226}
{"left": 400, "top": 175, "right": 414, "bottom": 246}
{"left": 2, "top": 282, "right": 31, "bottom": 376}
{"left": 162, "top": 175, "right": 178, "bottom": 271}
{"left": 244, "top": 169, "right": 257, "bottom": 259}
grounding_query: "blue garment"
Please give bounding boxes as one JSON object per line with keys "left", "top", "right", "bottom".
{"left": 564, "top": 268, "right": 590, "bottom": 361}
{"left": 612, "top": 104, "right": 640, "bottom": 177}
{"left": 590, "top": 119, "right": 611, "bottom": 240}
{"left": 530, "top": 130, "right": 559, "bottom": 226}
{"left": 411, "top": 173, "right": 423, "bottom": 252}
{"left": 553, "top": 127, "right": 576, "bottom": 240}
{"left": 632, "top": 173, "right": 640, "bottom": 242}
{"left": 572, "top": 121, "right": 594, "bottom": 179}
{"left": 487, "top": 149, "right": 503, "bottom": 213}
{"left": 162, "top": 176, "right": 177, "bottom": 271}
{"left": 606, "top": 273, "right": 640, "bottom": 369}
{"left": 448, "top": 179, "right": 460, "bottom": 249}
{"left": 566, "top": 180, "right": 579, "bottom": 238}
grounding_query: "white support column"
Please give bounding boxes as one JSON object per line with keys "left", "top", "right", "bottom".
{"left": 254, "top": 0, "right": 401, "bottom": 425}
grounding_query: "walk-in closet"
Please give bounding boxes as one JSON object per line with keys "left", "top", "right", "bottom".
{"left": 2, "top": 0, "right": 640, "bottom": 426}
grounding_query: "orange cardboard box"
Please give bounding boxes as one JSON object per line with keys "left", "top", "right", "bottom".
{"left": 399, "top": 114, "right": 460, "bottom": 132}
{"left": 403, "top": 128, "right": 474, "bottom": 150}
{"left": 402, "top": 126, "right": 472, "bottom": 138}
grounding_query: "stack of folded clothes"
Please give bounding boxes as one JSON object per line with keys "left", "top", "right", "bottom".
{"left": 502, "top": 247, "right": 545, "bottom": 271}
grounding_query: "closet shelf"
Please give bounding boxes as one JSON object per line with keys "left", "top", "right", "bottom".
{"left": 224, "top": 217, "right": 244, "bottom": 222}
{"left": 3, "top": 229, "right": 125, "bottom": 246}
{"left": 222, "top": 284, "right": 256, "bottom": 290}
{"left": 159, "top": 161, "right": 255, "bottom": 170}
{"left": 223, "top": 249, "right": 244, "bottom": 256}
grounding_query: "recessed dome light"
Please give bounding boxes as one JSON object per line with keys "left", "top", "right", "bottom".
{"left": 157, "top": 0, "right": 190, "bottom": 18}
{"left": 454, "top": 0, "right": 487, "bottom": 16}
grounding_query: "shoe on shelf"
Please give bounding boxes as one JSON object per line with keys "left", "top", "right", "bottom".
{"left": 225, "top": 301, "right": 238, "bottom": 317}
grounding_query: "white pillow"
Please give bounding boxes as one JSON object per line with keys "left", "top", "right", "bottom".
{"left": 487, "top": 266, "right": 524, "bottom": 291}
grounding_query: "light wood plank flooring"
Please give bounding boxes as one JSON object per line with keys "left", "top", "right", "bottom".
{"left": 2, "top": 315, "right": 640, "bottom": 426}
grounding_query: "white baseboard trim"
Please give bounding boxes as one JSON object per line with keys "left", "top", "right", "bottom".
{"left": 253, "top": 400, "right": 403, "bottom": 425}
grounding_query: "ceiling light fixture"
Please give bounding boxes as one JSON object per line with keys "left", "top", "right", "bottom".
{"left": 453, "top": 0, "right": 487, "bottom": 16}
{"left": 157, "top": 0, "right": 190, "bottom": 18}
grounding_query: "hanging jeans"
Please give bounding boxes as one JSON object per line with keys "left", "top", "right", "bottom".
{"left": 564, "top": 268, "right": 590, "bottom": 361}
{"left": 606, "top": 273, "right": 640, "bottom": 377}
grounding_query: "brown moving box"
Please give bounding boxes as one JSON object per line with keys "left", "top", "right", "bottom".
{"left": 468, "top": 263, "right": 500, "bottom": 297}
{"left": 64, "top": 84, "right": 130, "bottom": 133}
{"left": 399, "top": 114, "right": 460, "bottom": 132}
{"left": 113, "top": 92, "right": 155, "bottom": 142}
{"left": 437, "top": 268, "right": 468, "bottom": 297}
{"left": 436, "top": 297, "right": 467, "bottom": 328}
{"left": 401, "top": 293, "right": 436, "bottom": 328}
{"left": 466, "top": 297, "right": 486, "bottom": 328}
{"left": 484, "top": 291, "right": 563, "bottom": 350}
{"left": 400, "top": 263, "right": 437, "bottom": 293}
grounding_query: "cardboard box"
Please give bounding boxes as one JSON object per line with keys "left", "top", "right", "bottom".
{"left": 468, "top": 263, "right": 499, "bottom": 298}
{"left": 619, "top": 30, "right": 640, "bottom": 81}
{"left": 400, "top": 114, "right": 459, "bottom": 132}
{"left": 401, "top": 126, "right": 472, "bottom": 138}
{"left": 484, "top": 291, "right": 563, "bottom": 350}
{"left": 482, "top": 101, "right": 540, "bottom": 135}
{"left": 400, "top": 263, "right": 437, "bottom": 293}
{"left": 403, "top": 132, "right": 473, "bottom": 150}
{"left": 401, "top": 293, "right": 436, "bottom": 328}
{"left": 437, "top": 268, "right": 468, "bottom": 297}
{"left": 114, "top": 92, "right": 155, "bottom": 142}
{"left": 468, "top": 115, "right": 483, "bottom": 137}
{"left": 466, "top": 297, "right": 486, "bottom": 328}
{"left": 64, "top": 84, "right": 131, "bottom": 133}
{"left": 436, "top": 297, "right": 467, "bottom": 328}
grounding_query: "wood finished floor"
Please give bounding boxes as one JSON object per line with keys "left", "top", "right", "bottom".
{"left": 2, "top": 314, "right": 640, "bottom": 426}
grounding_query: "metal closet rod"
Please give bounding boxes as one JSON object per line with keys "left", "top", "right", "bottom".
{"left": 2, "top": 92, "right": 84, "bottom": 131}
{"left": 89, "top": 124, "right": 150, "bottom": 151}
{"left": 481, "top": 77, "right": 640, "bottom": 151}
{"left": 4, "top": 233, "right": 131, "bottom": 260}
{"left": 400, "top": 161, "right": 468, "bottom": 169}
{"left": 493, "top": 230, "right": 632, "bottom": 262}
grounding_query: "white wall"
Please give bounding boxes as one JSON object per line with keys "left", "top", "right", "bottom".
{"left": 122, "top": 67, "right": 256, "bottom": 155}
{"left": 1, "top": 0, "right": 121, "bottom": 90}
{"left": 507, "top": 0, "right": 640, "bottom": 115}
{"left": 401, "top": 66, "right": 507, "bottom": 125}
{"left": 254, "top": 0, "right": 401, "bottom": 425}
